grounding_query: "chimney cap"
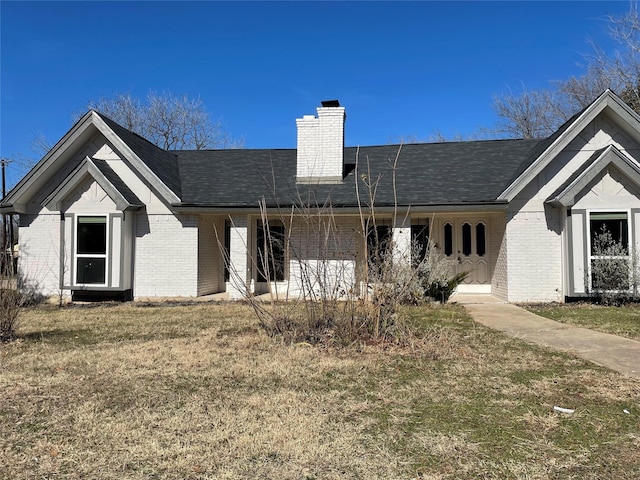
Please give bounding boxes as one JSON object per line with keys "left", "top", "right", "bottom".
{"left": 321, "top": 99, "right": 340, "bottom": 107}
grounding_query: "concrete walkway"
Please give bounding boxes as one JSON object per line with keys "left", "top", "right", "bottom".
{"left": 450, "top": 294, "right": 640, "bottom": 378}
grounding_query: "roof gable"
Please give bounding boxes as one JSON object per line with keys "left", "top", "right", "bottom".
{"left": 546, "top": 145, "right": 640, "bottom": 207}
{"left": 499, "top": 90, "right": 640, "bottom": 202}
{"left": 44, "top": 157, "right": 143, "bottom": 212}
{"left": 1, "top": 111, "right": 180, "bottom": 213}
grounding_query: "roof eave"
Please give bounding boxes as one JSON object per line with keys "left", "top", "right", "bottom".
{"left": 171, "top": 201, "right": 509, "bottom": 214}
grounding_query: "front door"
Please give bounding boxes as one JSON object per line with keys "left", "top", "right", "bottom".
{"left": 439, "top": 217, "right": 490, "bottom": 288}
{"left": 455, "top": 218, "right": 489, "bottom": 284}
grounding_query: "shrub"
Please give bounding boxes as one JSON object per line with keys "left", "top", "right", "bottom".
{"left": 588, "top": 228, "right": 639, "bottom": 305}
{"left": 424, "top": 271, "right": 470, "bottom": 303}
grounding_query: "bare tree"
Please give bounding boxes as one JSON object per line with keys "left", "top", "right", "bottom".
{"left": 493, "top": 4, "right": 640, "bottom": 139}
{"left": 82, "top": 91, "right": 244, "bottom": 150}
{"left": 492, "top": 87, "right": 567, "bottom": 139}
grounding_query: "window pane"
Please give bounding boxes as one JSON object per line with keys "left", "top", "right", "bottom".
{"left": 444, "top": 223, "right": 453, "bottom": 256}
{"left": 257, "top": 223, "right": 285, "bottom": 282}
{"left": 476, "top": 223, "right": 486, "bottom": 257}
{"left": 367, "top": 224, "right": 392, "bottom": 273}
{"left": 77, "top": 217, "right": 106, "bottom": 254}
{"left": 462, "top": 223, "right": 472, "bottom": 256}
{"left": 590, "top": 212, "right": 628, "bottom": 254}
{"left": 77, "top": 258, "right": 106, "bottom": 284}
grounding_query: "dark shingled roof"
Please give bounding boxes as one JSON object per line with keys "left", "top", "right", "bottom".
{"left": 97, "top": 112, "right": 182, "bottom": 198}
{"left": 92, "top": 159, "right": 144, "bottom": 207}
{"left": 95, "top": 111, "right": 547, "bottom": 208}
{"left": 174, "top": 139, "right": 543, "bottom": 208}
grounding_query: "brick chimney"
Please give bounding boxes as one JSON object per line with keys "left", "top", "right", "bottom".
{"left": 296, "top": 100, "right": 346, "bottom": 183}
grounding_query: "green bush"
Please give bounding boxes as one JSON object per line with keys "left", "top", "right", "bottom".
{"left": 423, "top": 271, "right": 469, "bottom": 303}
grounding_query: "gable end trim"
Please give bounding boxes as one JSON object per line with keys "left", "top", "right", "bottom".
{"left": 43, "top": 157, "right": 144, "bottom": 212}
{"left": 546, "top": 145, "right": 640, "bottom": 207}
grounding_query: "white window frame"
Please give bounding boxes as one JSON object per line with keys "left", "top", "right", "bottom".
{"left": 73, "top": 214, "right": 109, "bottom": 287}
{"left": 586, "top": 209, "right": 632, "bottom": 292}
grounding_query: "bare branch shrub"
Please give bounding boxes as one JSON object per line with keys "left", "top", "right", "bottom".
{"left": 0, "top": 286, "right": 22, "bottom": 342}
{"left": 220, "top": 146, "right": 469, "bottom": 346}
{"left": 0, "top": 275, "right": 42, "bottom": 342}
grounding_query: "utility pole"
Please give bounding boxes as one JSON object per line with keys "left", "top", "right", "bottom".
{"left": 1, "top": 157, "right": 13, "bottom": 275}
{"left": 1, "top": 157, "right": 6, "bottom": 274}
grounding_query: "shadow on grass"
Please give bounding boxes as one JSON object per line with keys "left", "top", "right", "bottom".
{"left": 20, "top": 328, "right": 100, "bottom": 347}
{"left": 19, "top": 327, "right": 199, "bottom": 347}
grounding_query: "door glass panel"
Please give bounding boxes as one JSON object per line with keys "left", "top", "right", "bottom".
{"left": 444, "top": 223, "right": 453, "bottom": 256}
{"left": 476, "top": 223, "right": 486, "bottom": 257}
{"left": 462, "top": 223, "right": 472, "bottom": 256}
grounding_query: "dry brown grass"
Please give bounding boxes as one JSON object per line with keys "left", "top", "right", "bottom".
{"left": 1, "top": 302, "right": 639, "bottom": 479}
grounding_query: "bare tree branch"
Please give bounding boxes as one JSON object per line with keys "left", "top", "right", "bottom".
{"left": 79, "top": 91, "right": 243, "bottom": 150}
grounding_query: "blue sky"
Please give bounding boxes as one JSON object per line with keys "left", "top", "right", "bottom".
{"left": 0, "top": 0, "right": 632, "bottom": 187}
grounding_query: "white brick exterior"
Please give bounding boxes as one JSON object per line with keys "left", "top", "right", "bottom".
{"left": 296, "top": 105, "right": 345, "bottom": 181}
{"left": 18, "top": 214, "right": 61, "bottom": 297}
{"left": 288, "top": 217, "right": 359, "bottom": 298}
{"left": 491, "top": 214, "right": 508, "bottom": 301}
{"left": 134, "top": 214, "right": 199, "bottom": 297}
{"left": 504, "top": 209, "right": 563, "bottom": 303}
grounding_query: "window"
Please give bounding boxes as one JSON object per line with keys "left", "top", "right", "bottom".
{"left": 411, "top": 220, "right": 429, "bottom": 266}
{"left": 257, "top": 221, "right": 285, "bottom": 282}
{"left": 367, "top": 223, "right": 392, "bottom": 273}
{"left": 590, "top": 212, "right": 628, "bottom": 253}
{"left": 443, "top": 223, "right": 453, "bottom": 256}
{"left": 589, "top": 212, "right": 630, "bottom": 291}
{"left": 76, "top": 216, "right": 107, "bottom": 285}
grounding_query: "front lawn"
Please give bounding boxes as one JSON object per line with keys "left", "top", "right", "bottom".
{"left": 1, "top": 302, "right": 639, "bottom": 479}
{"left": 525, "top": 303, "right": 640, "bottom": 341}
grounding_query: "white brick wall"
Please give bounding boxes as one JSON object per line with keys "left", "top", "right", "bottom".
{"left": 296, "top": 106, "right": 345, "bottom": 180}
{"left": 18, "top": 214, "right": 61, "bottom": 297}
{"left": 134, "top": 213, "right": 199, "bottom": 297}
{"left": 288, "top": 217, "right": 359, "bottom": 298}
{"left": 491, "top": 215, "right": 508, "bottom": 301}
{"left": 505, "top": 209, "right": 563, "bottom": 303}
